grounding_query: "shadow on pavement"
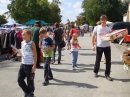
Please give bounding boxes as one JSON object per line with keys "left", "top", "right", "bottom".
{"left": 111, "top": 61, "right": 123, "bottom": 65}
{"left": 51, "top": 67, "right": 105, "bottom": 73}
{"left": 79, "top": 53, "right": 96, "bottom": 56}
{"left": 51, "top": 78, "right": 98, "bottom": 89}
{"left": 97, "top": 75, "right": 130, "bottom": 82}
{"left": 0, "top": 54, "right": 6, "bottom": 62}
{"left": 77, "top": 64, "right": 94, "bottom": 67}
{"left": 79, "top": 48, "right": 92, "bottom": 50}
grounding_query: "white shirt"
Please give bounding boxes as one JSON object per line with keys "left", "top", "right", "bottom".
{"left": 21, "top": 41, "right": 34, "bottom": 65}
{"left": 93, "top": 25, "right": 111, "bottom": 47}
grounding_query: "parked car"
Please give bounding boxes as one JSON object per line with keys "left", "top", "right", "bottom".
{"left": 109, "top": 22, "right": 130, "bottom": 43}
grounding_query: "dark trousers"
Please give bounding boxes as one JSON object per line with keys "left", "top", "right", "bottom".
{"left": 52, "top": 44, "right": 62, "bottom": 63}
{"left": 44, "top": 57, "right": 53, "bottom": 81}
{"left": 94, "top": 47, "right": 111, "bottom": 76}
{"left": 36, "top": 44, "right": 40, "bottom": 66}
{"left": 18, "top": 64, "right": 35, "bottom": 96}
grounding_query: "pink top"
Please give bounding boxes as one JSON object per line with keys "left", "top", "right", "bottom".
{"left": 11, "top": 27, "right": 16, "bottom": 30}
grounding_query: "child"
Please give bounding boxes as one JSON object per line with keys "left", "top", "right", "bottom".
{"left": 13, "top": 29, "right": 37, "bottom": 97}
{"left": 70, "top": 34, "right": 80, "bottom": 70}
{"left": 39, "top": 27, "right": 55, "bottom": 86}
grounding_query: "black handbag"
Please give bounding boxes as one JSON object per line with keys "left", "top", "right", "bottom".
{"left": 59, "top": 41, "right": 66, "bottom": 48}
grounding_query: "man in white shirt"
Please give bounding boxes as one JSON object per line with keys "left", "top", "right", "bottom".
{"left": 80, "top": 24, "right": 84, "bottom": 37}
{"left": 92, "top": 15, "right": 113, "bottom": 81}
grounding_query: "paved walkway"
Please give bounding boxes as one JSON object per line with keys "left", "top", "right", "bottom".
{"left": 0, "top": 33, "right": 130, "bottom": 97}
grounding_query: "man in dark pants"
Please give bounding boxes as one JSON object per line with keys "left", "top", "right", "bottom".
{"left": 31, "top": 21, "right": 43, "bottom": 68}
{"left": 51, "top": 23, "right": 64, "bottom": 64}
{"left": 92, "top": 15, "right": 113, "bottom": 81}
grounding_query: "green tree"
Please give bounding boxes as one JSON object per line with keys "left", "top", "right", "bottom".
{"left": 0, "top": 15, "right": 7, "bottom": 25}
{"left": 75, "top": 16, "right": 82, "bottom": 26}
{"left": 48, "top": 2, "right": 62, "bottom": 23}
{"left": 79, "top": 12, "right": 88, "bottom": 24}
{"left": 99, "top": 0, "right": 123, "bottom": 22}
{"left": 122, "top": 0, "right": 130, "bottom": 14}
{"left": 7, "top": 0, "right": 62, "bottom": 23}
{"left": 70, "top": 21, "right": 75, "bottom": 25}
{"left": 82, "top": 0, "right": 101, "bottom": 25}
{"left": 82, "top": 0, "right": 124, "bottom": 25}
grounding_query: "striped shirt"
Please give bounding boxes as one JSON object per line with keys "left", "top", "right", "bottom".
{"left": 21, "top": 41, "right": 34, "bottom": 65}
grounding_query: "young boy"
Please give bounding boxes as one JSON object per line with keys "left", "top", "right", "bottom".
{"left": 39, "top": 27, "right": 55, "bottom": 86}
{"left": 92, "top": 15, "right": 113, "bottom": 81}
{"left": 14, "top": 29, "right": 37, "bottom": 97}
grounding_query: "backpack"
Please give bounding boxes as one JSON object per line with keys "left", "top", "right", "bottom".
{"left": 16, "top": 30, "right": 23, "bottom": 42}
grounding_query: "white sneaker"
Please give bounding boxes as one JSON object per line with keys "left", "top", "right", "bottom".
{"left": 72, "top": 67, "right": 75, "bottom": 70}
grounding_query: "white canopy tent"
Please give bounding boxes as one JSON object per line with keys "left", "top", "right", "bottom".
{"left": 2, "top": 19, "right": 22, "bottom": 26}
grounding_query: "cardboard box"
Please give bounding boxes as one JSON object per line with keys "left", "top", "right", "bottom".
{"left": 101, "top": 29, "right": 128, "bottom": 41}
{"left": 17, "top": 53, "right": 21, "bottom": 62}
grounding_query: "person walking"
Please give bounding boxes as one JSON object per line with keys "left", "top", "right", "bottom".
{"left": 39, "top": 27, "right": 55, "bottom": 86}
{"left": 51, "top": 23, "right": 64, "bottom": 64}
{"left": 92, "top": 15, "right": 113, "bottom": 81}
{"left": 31, "top": 21, "right": 43, "bottom": 68}
{"left": 80, "top": 24, "right": 84, "bottom": 37}
{"left": 14, "top": 29, "right": 37, "bottom": 97}
{"left": 65, "top": 22, "right": 71, "bottom": 50}
{"left": 70, "top": 34, "right": 80, "bottom": 70}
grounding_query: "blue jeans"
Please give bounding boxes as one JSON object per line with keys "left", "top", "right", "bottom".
{"left": 71, "top": 51, "right": 78, "bottom": 67}
{"left": 80, "top": 29, "right": 84, "bottom": 37}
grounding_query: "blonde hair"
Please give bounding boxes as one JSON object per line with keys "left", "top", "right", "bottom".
{"left": 22, "top": 29, "right": 32, "bottom": 36}
{"left": 39, "top": 27, "right": 47, "bottom": 34}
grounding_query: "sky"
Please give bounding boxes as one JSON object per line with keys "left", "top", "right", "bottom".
{"left": 0, "top": 0, "right": 83, "bottom": 24}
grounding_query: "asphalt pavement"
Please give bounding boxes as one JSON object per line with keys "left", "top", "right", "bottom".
{"left": 0, "top": 33, "right": 130, "bottom": 97}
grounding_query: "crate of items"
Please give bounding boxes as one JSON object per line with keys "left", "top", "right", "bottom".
{"left": 17, "top": 53, "right": 21, "bottom": 62}
{"left": 100, "top": 29, "right": 128, "bottom": 41}
{"left": 121, "top": 51, "right": 130, "bottom": 65}
{"left": 16, "top": 49, "right": 21, "bottom": 62}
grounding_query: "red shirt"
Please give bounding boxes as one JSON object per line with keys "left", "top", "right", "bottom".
{"left": 70, "top": 28, "right": 78, "bottom": 37}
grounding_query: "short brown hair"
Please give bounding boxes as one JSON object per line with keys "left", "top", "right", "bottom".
{"left": 39, "top": 27, "right": 47, "bottom": 34}
{"left": 22, "top": 29, "right": 32, "bottom": 36}
{"left": 100, "top": 15, "right": 108, "bottom": 20}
